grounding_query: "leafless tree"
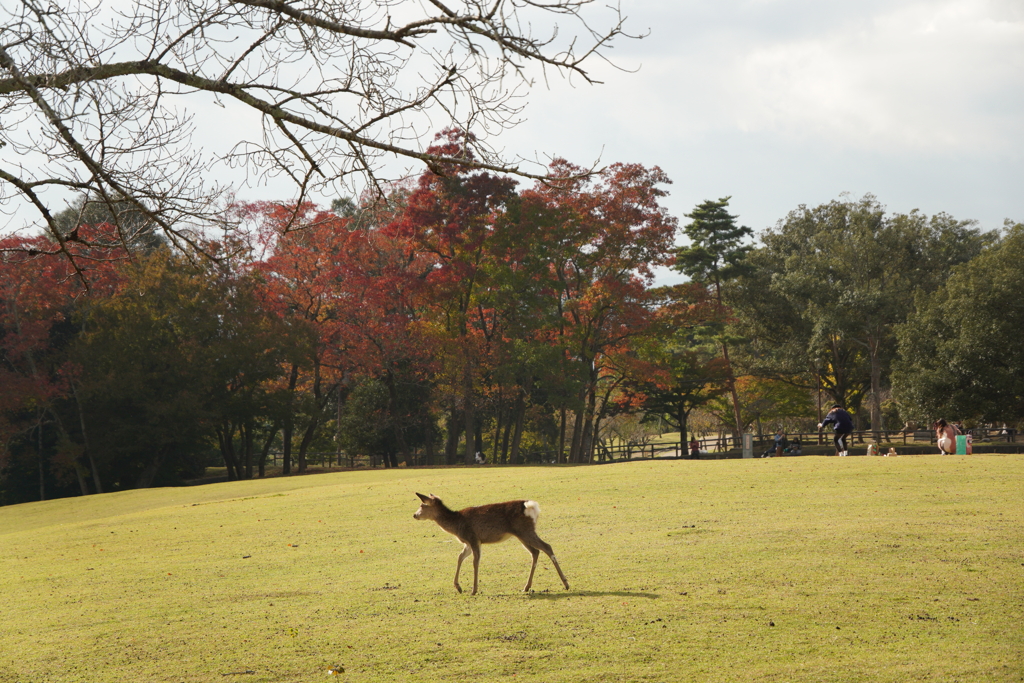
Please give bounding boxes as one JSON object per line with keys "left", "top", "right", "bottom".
{"left": 0, "top": 0, "right": 629, "bottom": 269}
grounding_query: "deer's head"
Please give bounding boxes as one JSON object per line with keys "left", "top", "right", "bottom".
{"left": 414, "top": 492, "right": 441, "bottom": 520}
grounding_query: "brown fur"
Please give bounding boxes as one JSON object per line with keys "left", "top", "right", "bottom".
{"left": 413, "top": 493, "right": 570, "bottom": 595}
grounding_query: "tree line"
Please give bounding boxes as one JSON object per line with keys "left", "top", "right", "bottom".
{"left": 2, "top": 139, "right": 1022, "bottom": 504}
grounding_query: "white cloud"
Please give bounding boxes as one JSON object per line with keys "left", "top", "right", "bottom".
{"left": 495, "top": 0, "right": 1023, "bottom": 241}
{"left": 596, "top": 1, "right": 1022, "bottom": 154}
{"left": 203, "top": 0, "right": 1024, "bottom": 236}
{"left": 722, "top": 1, "right": 1024, "bottom": 151}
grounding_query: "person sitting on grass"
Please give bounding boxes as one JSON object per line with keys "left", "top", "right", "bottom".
{"left": 761, "top": 429, "right": 788, "bottom": 458}
{"left": 933, "top": 419, "right": 959, "bottom": 455}
{"left": 773, "top": 429, "right": 789, "bottom": 457}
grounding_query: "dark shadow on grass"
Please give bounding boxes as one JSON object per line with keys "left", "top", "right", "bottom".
{"left": 527, "top": 590, "right": 659, "bottom": 600}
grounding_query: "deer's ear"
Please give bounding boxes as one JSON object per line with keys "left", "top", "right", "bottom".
{"left": 416, "top": 492, "right": 430, "bottom": 502}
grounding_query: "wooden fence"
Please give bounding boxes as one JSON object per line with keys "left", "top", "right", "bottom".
{"left": 259, "top": 428, "right": 1018, "bottom": 469}
{"left": 706, "top": 428, "right": 1018, "bottom": 456}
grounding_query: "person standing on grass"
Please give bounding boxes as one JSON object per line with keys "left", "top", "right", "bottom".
{"left": 818, "top": 404, "right": 854, "bottom": 457}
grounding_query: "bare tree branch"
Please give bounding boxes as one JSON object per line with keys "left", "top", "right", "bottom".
{"left": 1, "top": 0, "right": 629, "bottom": 270}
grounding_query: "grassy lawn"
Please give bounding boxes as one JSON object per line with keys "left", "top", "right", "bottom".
{"left": 1, "top": 454, "right": 1022, "bottom": 682}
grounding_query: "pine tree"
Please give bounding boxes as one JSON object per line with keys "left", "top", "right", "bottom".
{"left": 674, "top": 197, "right": 753, "bottom": 442}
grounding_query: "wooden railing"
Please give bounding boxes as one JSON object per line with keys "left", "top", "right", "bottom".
{"left": 257, "top": 427, "right": 1018, "bottom": 468}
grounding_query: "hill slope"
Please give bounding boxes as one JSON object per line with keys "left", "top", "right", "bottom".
{"left": 2, "top": 456, "right": 1022, "bottom": 682}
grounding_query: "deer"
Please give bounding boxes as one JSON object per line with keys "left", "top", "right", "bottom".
{"left": 413, "top": 492, "right": 571, "bottom": 595}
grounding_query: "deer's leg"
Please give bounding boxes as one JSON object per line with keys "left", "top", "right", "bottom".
{"left": 522, "top": 545, "right": 541, "bottom": 592}
{"left": 454, "top": 543, "right": 472, "bottom": 594}
{"left": 519, "top": 531, "right": 570, "bottom": 590}
{"left": 470, "top": 544, "right": 482, "bottom": 595}
{"left": 547, "top": 549, "right": 571, "bottom": 590}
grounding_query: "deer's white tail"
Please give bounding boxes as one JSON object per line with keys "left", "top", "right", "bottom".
{"left": 524, "top": 500, "right": 540, "bottom": 522}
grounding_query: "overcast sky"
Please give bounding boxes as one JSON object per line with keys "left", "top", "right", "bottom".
{"left": 494, "top": 0, "right": 1023, "bottom": 276}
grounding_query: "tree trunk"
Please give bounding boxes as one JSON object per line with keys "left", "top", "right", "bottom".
{"left": 217, "top": 423, "right": 241, "bottom": 481}
{"left": 297, "top": 414, "right": 320, "bottom": 473}
{"left": 869, "top": 337, "right": 883, "bottom": 443}
{"left": 86, "top": 444, "right": 102, "bottom": 493}
{"left": 500, "top": 409, "right": 514, "bottom": 464}
{"left": 590, "top": 377, "right": 621, "bottom": 463}
{"left": 721, "top": 341, "right": 743, "bottom": 441}
{"left": 445, "top": 407, "right": 461, "bottom": 465}
{"left": 71, "top": 381, "right": 103, "bottom": 494}
{"left": 242, "top": 420, "right": 255, "bottom": 480}
{"left": 679, "top": 407, "right": 688, "bottom": 459}
{"left": 391, "top": 419, "right": 410, "bottom": 466}
{"left": 509, "top": 390, "right": 526, "bottom": 464}
{"left": 73, "top": 458, "right": 89, "bottom": 496}
{"left": 474, "top": 421, "right": 484, "bottom": 459}
{"left": 281, "top": 420, "right": 293, "bottom": 475}
{"left": 334, "top": 389, "right": 343, "bottom": 468}
{"left": 569, "top": 405, "right": 586, "bottom": 464}
{"left": 580, "top": 387, "right": 597, "bottom": 464}
{"left": 37, "top": 421, "right": 45, "bottom": 502}
{"left": 557, "top": 406, "right": 567, "bottom": 464}
{"left": 463, "top": 360, "right": 475, "bottom": 466}
{"left": 282, "top": 363, "right": 300, "bottom": 475}
{"left": 258, "top": 422, "right": 279, "bottom": 478}
{"left": 491, "top": 391, "right": 504, "bottom": 463}
{"left": 383, "top": 370, "right": 410, "bottom": 466}
{"left": 424, "top": 425, "right": 435, "bottom": 467}
{"left": 297, "top": 361, "right": 326, "bottom": 474}
{"left": 135, "top": 450, "right": 166, "bottom": 488}
{"left": 53, "top": 416, "right": 89, "bottom": 495}
{"left": 567, "top": 379, "right": 590, "bottom": 463}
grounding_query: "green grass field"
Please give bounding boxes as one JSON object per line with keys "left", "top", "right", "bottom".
{"left": 2, "top": 454, "right": 1022, "bottom": 682}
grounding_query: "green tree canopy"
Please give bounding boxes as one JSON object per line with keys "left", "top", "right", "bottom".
{"left": 730, "top": 194, "right": 989, "bottom": 436}
{"left": 675, "top": 197, "right": 753, "bottom": 286}
{"left": 893, "top": 222, "right": 1024, "bottom": 425}
{"left": 73, "top": 250, "right": 293, "bottom": 488}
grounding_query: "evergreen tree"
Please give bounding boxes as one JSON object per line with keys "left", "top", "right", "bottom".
{"left": 894, "top": 221, "right": 1024, "bottom": 424}
{"left": 674, "top": 197, "right": 753, "bottom": 441}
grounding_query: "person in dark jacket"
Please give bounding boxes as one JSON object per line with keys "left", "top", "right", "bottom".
{"left": 818, "top": 404, "right": 854, "bottom": 457}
